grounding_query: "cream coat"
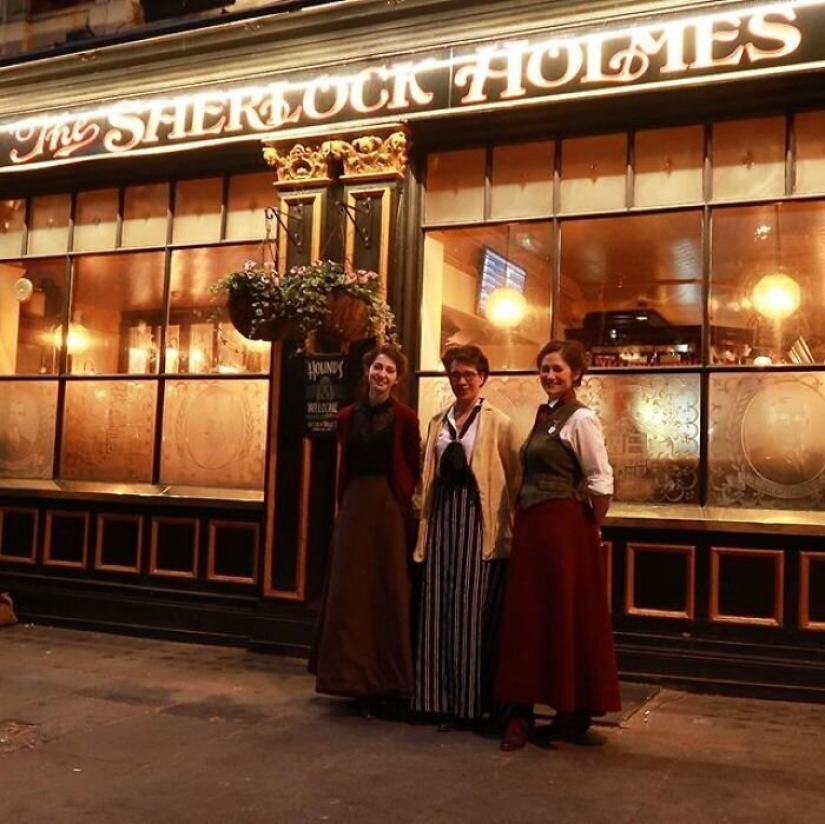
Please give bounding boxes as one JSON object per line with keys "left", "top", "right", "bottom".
{"left": 414, "top": 402, "right": 522, "bottom": 563}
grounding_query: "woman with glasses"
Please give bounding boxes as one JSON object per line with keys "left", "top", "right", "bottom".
{"left": 413, "top": 344, "right": 521, "bottom": 731}
{"left": 310, "top": 344, "right": 422, "bottom": 717}
{"left": 496, "top": 340, "right": 620, "bottom": 751}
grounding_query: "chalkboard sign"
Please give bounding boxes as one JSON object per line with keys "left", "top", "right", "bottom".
{"left": 304, "top": 353, "right": 348, "bottom": 437}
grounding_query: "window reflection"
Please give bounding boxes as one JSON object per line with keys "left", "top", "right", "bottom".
{"left": 559, "top": 212, "right": 703, "bottom": 367}
{"left": 70, "top": 251, "right": 166, "bottom": 375}
{"left": 169, "top": 244, "right": 272, "bottom": 375}
{"left": 0, "top": 258, "right": 67, "bottom": 376}
{"left": 421, "top": 223, "right": 553, "bottom": 371}
{"left": 710, "top": 202, "right": 824, "bottom": 366}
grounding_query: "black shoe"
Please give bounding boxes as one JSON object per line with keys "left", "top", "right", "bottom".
{"left": 547, "top": 711, "right": 592, "bottom": 741}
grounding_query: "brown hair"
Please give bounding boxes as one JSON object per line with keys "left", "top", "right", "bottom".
{"left": 441, "top": 344, "right": 490, "bottom": 379}
{"left": 362, "top": 343, "right": 409, "bottom": 395}
{"left": 536, "top": 340, "right": 587, "bottom": 386}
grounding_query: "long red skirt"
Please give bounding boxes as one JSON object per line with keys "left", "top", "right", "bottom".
{"left": 496, "top": 498, "right": 621, "bottom": 715}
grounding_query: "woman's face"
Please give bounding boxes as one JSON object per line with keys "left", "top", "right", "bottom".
{"left": 367, "top": 353, "right": 399, "bottom": 397}
{"left": 539, "top": 351, "right": 579, "bottom": 402}
{"left": 447, "top": 359, "right": 484, "bottom": 405}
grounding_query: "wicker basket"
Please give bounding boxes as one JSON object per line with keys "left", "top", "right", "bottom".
{"left": 322, "top": 289, "right": 371, "bottom": 342}
{"left": 227, "top": 294, "right": 294, "bottom": 342}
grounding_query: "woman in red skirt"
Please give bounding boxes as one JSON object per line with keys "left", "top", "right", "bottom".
{"left": 496, "top": 339, "right": 620, "bottom": 751}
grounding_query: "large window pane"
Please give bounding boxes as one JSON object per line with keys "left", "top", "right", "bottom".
{"left": 559, "top": 134, "right": 626, "bottom": 214}
{"left": 710, "top": 203, "right": 824, "bottom": 366}
{"left": 559, "top": 212, "right": 703, "bottom": 367}
{"left": 794, "top": 111, "right": 825, "bottom": 195}
{"left": 0, "top": 258, "right": 67, "bottom": 376}
{"left": 69, "top": 251, "right": 166, "bottom": 375}
{"left": 172, "top": 178, "right": 223, "bottom": 245}
{"left": 580, "top": 373, "right": 700, "bottom": 503}
{"left": 122, "top": 183, "right": 169, "bottom": 248}
{"left": 420, "top": 223, "right": 552, "bottom": 371}
{"left": 634, "top": 126, "right": 704, "bottom": 208}
{"left": 490, "top": 141, "right": 554, "bottom": 220}
{"left": 226, "top": 172, "right": 274, "bottom": 241}
{"left": 712, "top": 117, "right": 785, "bottom": 202}
{"left": 0, "top": 380, "right": 57, "bottom": 479}
{"left": 0, "top": 199, "right": 25, "bottom": 258}
{"left": 160, "top": 378, "right": 268, "bottom": 490}
{"left": 60, "top": 379, "right": 157, "bottom": 483}
{"left": 169, "top": 244, "right": 272, "bottom": 375}
{"left": 424, "top": 149, "right": 486, "bottom": 224}
{"left": 27, "top": 194, "right": 70, "bottom": 256}
{"left": 708, "top": 371, "right": 825, "bottom": 508}
{"left": 73, "top": 189, "right": 118, "bottom": 252}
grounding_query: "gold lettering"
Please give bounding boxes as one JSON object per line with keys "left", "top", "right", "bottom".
{"left": 10, "top": 124, "right": 48, "bottom": 164}
{"left": 745, "top": 9, "right": 801, "bottom": 62}
{"left": 189, "top": 96, "right": 227, "bottom": 137}
{"left": 142, "top": 100, "right": 187, "bottom": 144}
{"left": 350, "top": 67, "right": 390, "bottom": 114}
{"left": 692, "top": 15, "right": 746, "bottom": 69}
{"left": 104, "top": 109, "right": 146, "bottom": 153}
{"left": 525, "top": 40, "right": 583, "bottom": 88}
{"left": 387, "top": 60, "right": 437, "bottom": 109}
{"left": 455, "top": 44, "right": 527, "bottom": 103}
{"left": 303, "top": 75, "right": 348, "bottom": 120}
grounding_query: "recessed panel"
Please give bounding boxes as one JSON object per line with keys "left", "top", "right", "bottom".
{"left": 208, "top": 521, "right": 258, "bottom": 583}
{"left": 96, "top": 514, "right": 142, "bottom": 572}
{"left": 626, "top": 543, "right": 695, "bottom": 619}
{"left": 151, "top": 518, "right": 199, "bottom": 578}
{"left": 44, "top": 511, "right": 88, "bottom": 567}
{"left": 711, "top": 547, "right": 784, "bottom": 626}
{"left": 0, "top": 508, "right": 37, "bottom": 563}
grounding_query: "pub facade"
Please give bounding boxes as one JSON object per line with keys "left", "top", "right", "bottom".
{"left": 1, "top": 0, "right": 824, "bottom": 698}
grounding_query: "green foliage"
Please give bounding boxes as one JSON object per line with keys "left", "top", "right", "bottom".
{"left": 212, "top": 259, "right": 397, "bottom": 342}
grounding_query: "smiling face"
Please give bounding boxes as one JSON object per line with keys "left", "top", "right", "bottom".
{"left": 367, "top": 353, "right": 399, "bottom": 401}
{"left": 539, "top": 351, "right": 579, "bottom": 402}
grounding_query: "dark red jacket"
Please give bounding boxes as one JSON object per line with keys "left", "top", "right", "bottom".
{"left": 336, "top": 399, "right": 422, "bottom": 510}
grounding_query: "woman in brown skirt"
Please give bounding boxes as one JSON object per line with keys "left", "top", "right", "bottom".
{"left": 496, "top": 340, "right": 620, "bottom": 750}
{"left": 310, "top": 344, "right": 421, "bottom": 715}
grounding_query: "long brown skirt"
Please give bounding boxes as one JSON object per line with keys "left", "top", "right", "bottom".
{"left": 496, "top": 498, "right": 621, "bottom": 716}
{"left": 310, "top": 475, "right": 414, "bottom": 699}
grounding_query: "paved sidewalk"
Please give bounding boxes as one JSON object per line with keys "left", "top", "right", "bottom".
{"left": 1, "top": 624, "right": 823, "bottom": 824}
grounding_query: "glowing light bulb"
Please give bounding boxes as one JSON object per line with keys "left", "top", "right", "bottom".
{"left": 485, "top": 287, "right": 527, "bottom": 329}
{"left": 751, "top": 274, "right": 801, "bottom": 321}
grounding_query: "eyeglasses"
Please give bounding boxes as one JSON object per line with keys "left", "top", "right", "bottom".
{"left": 448, "top": 370, "right": 480, "bottom": 383}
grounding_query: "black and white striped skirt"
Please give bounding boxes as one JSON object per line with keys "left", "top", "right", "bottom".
{"left": 413, "top": 479, "right": 506, "bottom": 720}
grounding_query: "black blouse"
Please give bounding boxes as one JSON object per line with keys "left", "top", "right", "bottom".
{"left": 346, "top": 397, "right": 395, "bottom": 477}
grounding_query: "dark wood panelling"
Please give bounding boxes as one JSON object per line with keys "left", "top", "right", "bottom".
{"left": 150, "top": 517, "right": 199, "bottom": 578}
{"left": 0, "top": 507, "right": 38, "bottom": 564}
{"left": 711, "top": 547, "right": 784, "bottom": 627}
{"left": 625, "top": 542, "right": 695, "bottom": 620}
{"left": 44, "top": 510, "right": 88, "bottom": 568}
{"left": 95, "top": 513, "right": 143, "bottom": 573}
{"left": 800, "top": 551, "right": 825, "bottom": 631}
{"left": 208, "top": 520, "right": 259, "bottom": 584}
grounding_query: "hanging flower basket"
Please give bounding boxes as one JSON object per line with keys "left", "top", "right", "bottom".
{"left": 227, "top": 292, "right": 294, "bottom": 342}
{"left": 322, "top": 289, "right": 372, "bottom": 342}
{"left": 212, "top": 259, "right": 396, "bottom": 352}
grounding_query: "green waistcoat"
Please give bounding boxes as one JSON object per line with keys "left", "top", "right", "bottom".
{"left": 518, "top": 400, "right": 585, "bottom": 511}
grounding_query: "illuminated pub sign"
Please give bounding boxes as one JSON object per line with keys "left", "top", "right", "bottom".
{"left": 2, "top": 0, "right": 825, "bottom": 171}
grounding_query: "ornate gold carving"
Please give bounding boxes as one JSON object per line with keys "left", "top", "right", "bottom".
{"left": 262, "top": 130, "right": 409, "bottom": 186}
{"left": 330, "top": 131, "right": 409, "bottom": 179}
{"left": 263, "top": 142, "right": 333, "bottom": 185}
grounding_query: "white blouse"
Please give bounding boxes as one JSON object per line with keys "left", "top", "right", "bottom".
{"left": 548, "top": 400, "right": 614, "bottom": 497}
